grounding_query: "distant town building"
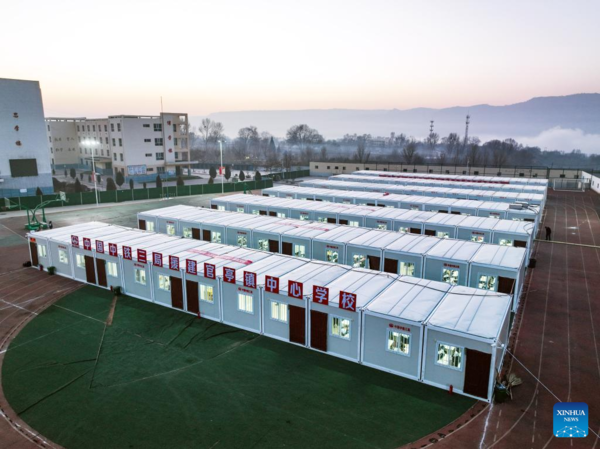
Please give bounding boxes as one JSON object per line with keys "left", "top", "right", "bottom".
{"left": 0, "top": 78, "right": 53, "bottom": 197}
{"left": 46, "top": 113, "right": 193, "bottom": 182}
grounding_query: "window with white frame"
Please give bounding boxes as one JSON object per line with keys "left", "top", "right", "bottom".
{"left": 76, "top": 254, "right": 85, "bottom": 268}
{"left": 238, "top": 293, "right": 253, "bottom": 313}
{"left": 158, "top": 274, "right": 171, "bottom": 291}
{"left": 299, "top": 213, "right": 309, "bottom": 220}
{"left": 153, "top": 123, "right": 162, "bottom": 132}
{"left": 499, "top": 238, "right": 513, "bottom": 246}
{"left": 200, "top": 284, "right": 214, "bottom": 303}
{"left": 211, "top": 231, "right": 221, "bottom": 243}
{"left": 377, "top": 224, "right": 387, "bottom": 230}
{"left": 146, "top": 221, "right": 155, "bottom": 232}
{"left": 237, "top": 235, "right": 248, "bottom": 248}
{"left": 37, "top": 244, "right": 47, "bottom": 258}
{"left": 217, "top": 205, "right": 225, "bottom": 211}
{"left": 349, "top": 221, "right": 360, "bottom": 227}
{"left": 135, "top": 268, "right": 147, "bottom": 285}
{"left": 326, "top": 249, "right": 339, "bottom": 263}
{"left": 166, "top": 224, "right": 176, "bottom": 236}
{"left": 398, "top": 226, "right": 409, "bottom": 233}
{"left": 107, "top": 261, "right": 118, "bottom": 277}
{"left": 258, "top": 239, "right": 268, "bottom": 251}
{"left": 512, "top": 217, "right": 523, "bottom": 222}
{"left": 270, "top": 301, "right": 288, "bottom": 322}
{"left": 155, "top": 138, "right": 163, "bottom": 146}
{"left": 294, "top": 244, "right": 306, "bottom": 258}
{"left": 317, "top": 217, "right": 327, "bottom": 223}
{"left": 436, "top": 231, "right": 450, "bottom": 239}
{"left": 410, "top": 206, "right": 419, "bottom": 211}
{"left": 252, "top": 209, "right": 260, "bottom": 215}
{"left": 400, "top": 261, "right": 415, "bottom": 276}
{"left": 478, "top": 274, "right": 497, "bottom": 291}
{"left": 436, "top": 343, "right": 463, "bottom": 370}
{"left": 442, "top": 268, "right": 459, "bottom": 285}
{"left": 331, "top": 316, "right": 350, "bottom": 340}
{"left": 276, "top": 212, "right": 286, "bottom": 218}
{"left": 59, "top": 249, "right": 69, "bottom": 264}
{"left": 182, "top": 227, "right": 192, "bottom": 238}
{"left": 237, "top": 207, "right": 244, "bottom": 213}
{"left": 352, "top": 254, "right": 366, "bottom": 268}
{"left": 471, "top": 235, "right": 485, "bottom": 243}
{"left": 387, "top": 330, "right": 410, "bottom": 355}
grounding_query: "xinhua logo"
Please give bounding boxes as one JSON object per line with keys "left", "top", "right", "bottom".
{"left": 553, "top": 403, "right": 588, "bottom": 438}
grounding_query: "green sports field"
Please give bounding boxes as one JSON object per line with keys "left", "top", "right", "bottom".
{"left": 3, "top": 286, "right": 474, "bottom": 449}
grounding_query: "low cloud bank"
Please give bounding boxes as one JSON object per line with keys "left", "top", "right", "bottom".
{"left": 517, "top": 127, "right": 600, "bottom": 154}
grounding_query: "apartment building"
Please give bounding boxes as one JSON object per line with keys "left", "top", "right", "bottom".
{"left": 46, "top": 113, "right": 191, "bottom": 182}
{"left": 1, "top": 78, "right": 53, "bottom": 197}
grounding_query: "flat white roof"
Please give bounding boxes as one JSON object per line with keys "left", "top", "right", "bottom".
{"left": 383, "top": 234, "right": 441, "bottom": 255}
{"left": 425, "top": 239, "right": 481, "bottom": 261}
{"left": 426, "top": 286, "right": 512, "bottom": 340}
{"left": 347, "top": 229, "right": 404, "bottom": 249}
{"left": 365, "top": 277, "right": 451, "bottom": 323}
{"left": 324, "top": 269, "right": 397, "bottom": 308}
{"left": 471, "top": 245, "right": 526, "bottom": 270}
{"left": 312, "top": 226, "right": 370, "bottom": 244}
{"left": 274, "top": 262, "right": 349, "bottom": 297}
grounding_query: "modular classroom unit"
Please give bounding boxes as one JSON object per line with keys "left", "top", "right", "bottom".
{"left": 351, "top": 170, "right": 550, "bottom": 186}
{"left": 138, "top": 206, "right": 527, "bottom": 307}
{"left": 330, "top": 174, "right": 548, "bottom": 195}
{"left": 300, "top": 179, "right": 546, "bottom": 207}
{"left": 211, "top": 195, "right": 535, "bottom": 254}
{"left": 422, "top": 287, "right": 512, "bottom": 401}
{"left": 27, "top": 223, "right": 513, "bottom": 401}
{"left": 260, "top": 186, "right": 541, "bottom": 225}
{"left": 361, "top": 277, "right": 452, "bottom": 380}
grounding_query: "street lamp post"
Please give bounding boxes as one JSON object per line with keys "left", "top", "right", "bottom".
{"left": 84, "top": 139, "right": 100, "bottom": 206}
{"left": 218, "top": 140, "right": 224, "bottom": 194}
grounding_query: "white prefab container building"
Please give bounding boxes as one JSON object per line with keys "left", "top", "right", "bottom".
{"left": 423, "top": 239, "right": 482, "bottom": 287}
{"left": 262, "top": 262, "right": 348, "bottom": 346}
{"left": 140, "top": 206, "right": 530, "bottom": 301}
{"left": 260, "top": 187, "right": 541, "bottom": 224}
{"left": 28, "top": 223, "right": 519, "bottom": 401}
{"left": 307, "top": 269, "right": 396, "bottom": 362}
{"left": 212, "top": 195, "right": 536, "bottom": 253}
{"left": 299, "top": 179, "right": 546, "bottom": 206}
{"left": 361, "top": 277, "right": 452, "bottom": 380}
{"left": 220, "top": 256, "right": 308, "bottom": 334}
{"left": 469, "top": 245, "right": 527, "bottom": 310}
{"left": 381, "top": 234, "right": 441, "bottom": 277}
{"left": 311, "top": 226, "right": 371, "bottom": 265}
{"left": 345, "top": 230, "right": 411, "bottom": 271}
{"left": 351, "top": 170, "right": 549, "bottom": 186}
{"left": 422, "top": 287, "right": 512, "bottom": 401}
{"left": 330, "top": 174, "right": 548, "bottom": 195}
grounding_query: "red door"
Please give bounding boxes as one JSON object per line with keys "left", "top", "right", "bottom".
{"left": 96, "top": 259, "right": 108, "bottom": 287}
{"left": 463, "top": 349, "right": 492, "bottom": 399}
{"left": 138, "top": 219, "right": 147, "bottom": 230}
{"left": 289, "top": 305, "right": 306, "bottom": 345}
{"left": 84, "top": 256, "right": 96, "bottom": 284}
{"left": 30, "top": 242, "right": 38, "bottom": 266}
{"left": 186, "top": 280, "right": 199, "bottom": 315}
{"left": 310, "top": 310, "right": 328, "bottom": 352}
{"left": 171, "top": 276, "right": 184, "bottom": 310}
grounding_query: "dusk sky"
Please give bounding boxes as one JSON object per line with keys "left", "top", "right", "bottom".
{"left": 2, "top": 0, "right": 599, "bottom": 117}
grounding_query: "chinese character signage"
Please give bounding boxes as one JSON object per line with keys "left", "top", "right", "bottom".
{"left": 186, "top": 259, "right": 197, "bottom": 275}
{"left": 244, "top": 271, "right": 257, "bottom": 288}
{"left": 96, "top": 241, "right": 104, "bottom": 253}
{"left": 123, "top": 246, "right": 132, "bottom": 260}
{"left": 339, "top": 291, "right": 357, "bottom": 312}
{"left": 313, "top": 285, "right": 329, "bottom": 305}
{"left": 265, "top": 275, "right": 279, "bottom": 293}
{"left": 108, "top": 243, "right": 118, "bottom": 257}
{"left": 137, "top": 249, "right": 147, "bottom": 264}
{"left": 153, "top": 252, "right": 163, "bottom": 267}
{"left": 223, "top": 267, "right": 236, "bottom": 284}
{"left": 204, "top": 263, "right": 216, "bottom": 279}
{"left": 169, "top": 256, "right": 180, "bottom": 271}
{"left": 83, "top": 238, "right": 91, "bottom": 251}
{"left": 288, "top": 280, "right": 303, "bottom": 299}
{"left": 71, "top": 235, "right": 79, "bottom": 247}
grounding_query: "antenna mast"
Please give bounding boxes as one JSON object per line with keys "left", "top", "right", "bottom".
{"left": 463, "top": 114, "right": 470, "bottom": 149}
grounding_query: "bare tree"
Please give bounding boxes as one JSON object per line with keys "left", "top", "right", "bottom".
{"left": 199, "top": 119, "right": 225, "bottom": 151}
{"left": 442, "top": 133, "right": 463, "bottom": 164}
{"left": 320, "top": 146, "right": 328, "bottom": 161}
{"left": 402, "top": 139, "right": 419, "bottom": 164}
{"left": 425, "top": 132, "right": 440, "bottom": 153}
{"left": 354, "top": 141, "right": 371, "bottom": 163}
{"left": 282, "top": 151, "right": 294, "bottom": 171}
{"left": 286, "top": 124, "right": 324, "bottom": 150}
